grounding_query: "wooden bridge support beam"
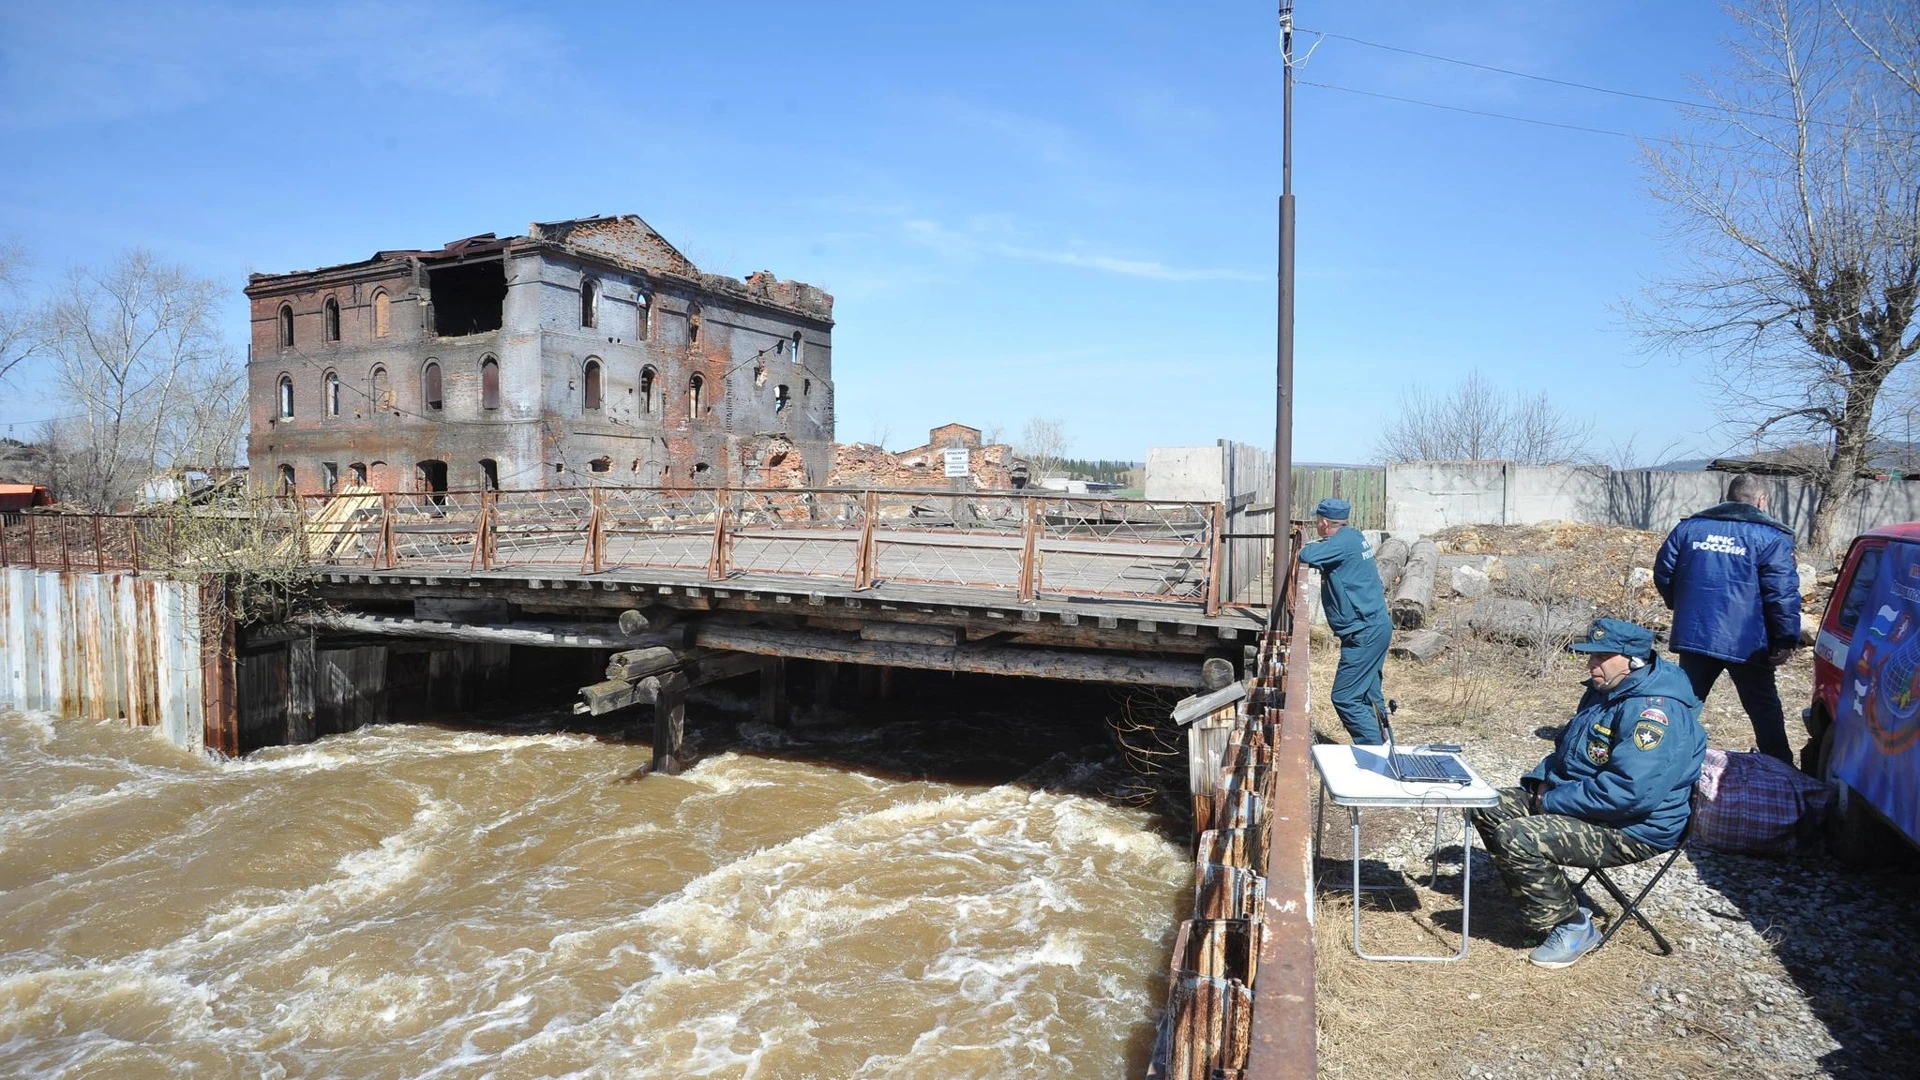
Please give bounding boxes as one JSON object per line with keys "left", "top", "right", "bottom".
{"left": 759, "top": 657, "right": 786, "bottom": 724}
{"left": 652, "top": 673, "right": 687, "bottom": 776}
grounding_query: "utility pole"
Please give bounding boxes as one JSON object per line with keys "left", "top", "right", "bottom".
{"left": 1273, "top": 2, "right": 1296, "bottom": 612}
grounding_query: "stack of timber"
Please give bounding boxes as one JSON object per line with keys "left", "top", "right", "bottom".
{"left": 1389, "top": 538, "right": 1438, "bottom": 629}
{"left": 573, "top": 631, "right": 768, "bottom": 775}
{"left": 278, "top": 484, "right": 383, "bottom": 562}
{"left": 1149, "top": 679, "right": 1271, "bottom": 1080}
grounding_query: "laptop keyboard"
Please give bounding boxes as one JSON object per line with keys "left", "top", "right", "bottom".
{"left": 1390, "top": 752, "right": 1471, "bottom": 784}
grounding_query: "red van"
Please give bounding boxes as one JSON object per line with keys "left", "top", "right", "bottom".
{"left": 1806, "top": 524, "right": 1920, "bottom": 856}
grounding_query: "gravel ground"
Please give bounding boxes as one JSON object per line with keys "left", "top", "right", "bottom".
{"left": 1310, "top": 644, "right": 1920, "bottom": 1080}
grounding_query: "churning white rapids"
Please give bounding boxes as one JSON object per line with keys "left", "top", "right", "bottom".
{"left": 0, "top": 703, "right": 1187, "bottom": 1078}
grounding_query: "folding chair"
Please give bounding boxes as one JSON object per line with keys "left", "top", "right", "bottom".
{"left": 1571, "top": 820, "right": 1691, "bottom": 957}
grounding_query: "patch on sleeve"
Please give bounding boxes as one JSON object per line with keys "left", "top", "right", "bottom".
{"left": 1640, "top": 706, "right": 1669, "bottom": 726}
{"left": 1586, "top": 740, "right": 1612, "bottom": 766}
{"left": 1632, "top": 721, "right": 1666, "bottom": 751}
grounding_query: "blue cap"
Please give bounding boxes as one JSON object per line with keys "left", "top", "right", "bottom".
{"left": 1314, "top": 498, "right": 1351, "bottom": 521}
{"left": 1567, "top": 617, "right": 1655, "bottom": 658}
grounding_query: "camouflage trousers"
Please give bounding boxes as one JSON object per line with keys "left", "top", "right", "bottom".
{"left": 1471, "top": 788, "right": 1664, "bottom": 934}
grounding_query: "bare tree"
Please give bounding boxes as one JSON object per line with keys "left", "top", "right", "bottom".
{"left": 1374, "top": 370, "right": 1593, "bottom": 464}
{"left": 1634, "top": 0, "right": 1920, "bottom": 553}
{"left": 42, "top": 251, "right": 240, "bottom": 509}
{"left": 1018, "top": 417, "right": 1072, "bottom": 482}
{"left": 0, "top": 241, "right": 39, "bottom": 383}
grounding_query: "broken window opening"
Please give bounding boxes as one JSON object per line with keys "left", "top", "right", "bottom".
{"left": 278, "top": 304, "right": 294, "bottom": 348}
{"left": 688, "top": 374, "right": 705, "bottom": 419}
{"left": 479, "top": 458, "right": 499, "bottom": 491}
{"left": 350, "top": 462, "right": 368, "bottom": 486}
{"left": 416, "top": 459, "right": 449, "bottom": 508}
{"left": 370, "top": 460, "right": 388, "bottom": 490}
{"left": 583, "top": 358, "right": 603, "bottom": 411}
{"left": 277, "top": 374, "right": 294, "bottom": 419}
{"left": 481, "top": 356, "right": 500, "bottom": 410}
{"left": 693, "top": 462, "right": 712, "bottom": 485}
{"left": 324, "top": 371, "right": 340, "bottom": 417}
{"left": 370, "top": 365, "right": 391, "bottom": 412}
{"left": 423, "top": 361, "right": 444, "bottom": 411}
{"left": 581, "top": 277, "right": 599, "bottom": 329}
{"left": 753, "top": 363, "right": 767, "bottom": 388}
{"left": 373, "top": 290, "right": 390, "bottom": 337}
{"left": 774, "top": 384, "right": 790, "bottom": 413}
{"left": 803, "top": 378, "right": 811, "bottom": 396}
{"left": 766, "top": 450, "right": 788, "bottom": 468}
{"left": 427, "top": 260, "right": 506, "bottom": 337}
{"left": 686, "top": 302, "right": 702, "bottom": 346}
{"left": 321, "top": 461, "right": 339, "bottom": 493}
{"left": 791, "top": 331, "right": 803, "bottom": 365}
{"left": 324, "top": 297, "right": 341, "bottom": 343}
{"left": 278, "top": 463, "right": 296, "bottom": 495}
{"left": 636, "top": 294, "right": 650, "bottom": 339}
{"left": 639, "top": 365, "right": 657, "bottom": 414}
{"left": 589, "top": 456, "right": 612, "bottom": 473}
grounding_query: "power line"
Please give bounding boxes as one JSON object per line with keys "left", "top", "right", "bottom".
{"left": 1300, "top": 27, "right": 1920, "bottom": 136}
{"left": 1297, "top": 79, "right": 1738, "bottom": 148}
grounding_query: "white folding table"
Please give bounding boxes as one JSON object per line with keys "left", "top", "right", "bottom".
{"left": 1310, "top": 743, "right": 1502, "bottom": 962}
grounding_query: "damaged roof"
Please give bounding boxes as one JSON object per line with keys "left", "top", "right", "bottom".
{"left": 245, "top": 214, "right": 832, "bottom": 321}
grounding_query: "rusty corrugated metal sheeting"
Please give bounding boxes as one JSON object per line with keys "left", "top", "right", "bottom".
{"left": 0, "top": 567, "right": 206, "bottom": 753}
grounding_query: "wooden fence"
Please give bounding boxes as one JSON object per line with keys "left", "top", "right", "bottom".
{"left": 1290, "top": 466, "right": 1385, "bottom": 530}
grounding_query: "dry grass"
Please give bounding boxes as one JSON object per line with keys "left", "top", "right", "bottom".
{"left": 1305, "top": 520, "right": 1840, "bottom": 1077}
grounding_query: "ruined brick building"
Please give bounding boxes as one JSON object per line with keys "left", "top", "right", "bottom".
{"left": 245, "top": 215, "right": 833, "bottom": 497}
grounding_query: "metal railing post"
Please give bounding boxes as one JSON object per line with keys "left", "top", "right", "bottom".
{"left": 128, "top": 518, "right": 140, "bottom": 575}
{"left": 25, "top": 515, "right": 35, "bottom": 568}
{"left": 1018, "top": 496, "right": 1042, "bottom": 602}
{"left": 0, "top": 516, "right": 9, "bottom": 567}
{"left": 854, "top": 489, "right": 879, "bottom": 589}
{"left": 707, "top": 490, "right": 730, "bottom": 581}
{"left": 1205, "top": 502, "right": 1226, "bottom": 617}
{"left": 59, "top": 517, "right": 71, "bottom": 573}
{"left": 472, "top": 489, "right": 494, "bottom": 572}
{"left": 379, "top": 492, "right": 397, "bottom": 570}
{"left": 93, "top": 515, "right": 105, "bottom": 573}
{"left": 582, "top": 487, "right": 606, "bottom": 574}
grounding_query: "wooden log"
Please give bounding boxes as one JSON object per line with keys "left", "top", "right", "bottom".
{"left": 1374, "top": 536, "right": 1410, "bottom": 594}
{"left": 652, "top": 673, "right": 687, "bottom": 775}
{"left": 606, "top": 646, "right": 681, "bottom": 680}
{"left": 1390, "top": 538, "right": 1438, "bottom": 629}
{"left": 578, "top": 677, "right": 659, "bottom": 715}
{"left": 1389, "top": 628, "right": 1450, "bottom": 662}
{"left": 692, "top": 623, "right": 1210, "bottom": 688}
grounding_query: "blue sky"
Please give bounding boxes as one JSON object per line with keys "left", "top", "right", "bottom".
{"left": 0, "top": 1, "right": 1741, "bottom": 464}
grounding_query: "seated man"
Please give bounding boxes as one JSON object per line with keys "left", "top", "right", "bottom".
{"left": 1472, "top": 617, "right": 1707, "bottom": 969}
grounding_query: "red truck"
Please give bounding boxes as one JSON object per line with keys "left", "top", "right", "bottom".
{"left": 1806, "top": 523, "right": 1920, "bottom": 857}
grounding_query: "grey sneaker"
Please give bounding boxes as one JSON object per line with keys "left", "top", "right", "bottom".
{"left": 1529, "top": 910, "right": 1601, "bottom": 969}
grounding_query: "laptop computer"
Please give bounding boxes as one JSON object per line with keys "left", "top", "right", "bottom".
{"left": 1380, "top": 717, "right": 1472, "bottom": 785}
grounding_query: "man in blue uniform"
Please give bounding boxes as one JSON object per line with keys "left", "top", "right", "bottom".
{"left": 1472, "top": 618, "right": 1707, "bottom": 968}
{"left": 1297, "top": 498, "right": 1390, "bottom": 744}
{"left": 1654, "top": 474, "right": 1802, "bottom": 764}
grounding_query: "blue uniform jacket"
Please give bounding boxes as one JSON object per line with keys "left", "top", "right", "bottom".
{"left": 1525, "top": 655, "right": 1707, "bottom": 849}
{"left": 1653, "top": 502, "right": 1802, "bottom": 664}
{"left": 1298, "top": 526, "right": 1388, "bottom": 638}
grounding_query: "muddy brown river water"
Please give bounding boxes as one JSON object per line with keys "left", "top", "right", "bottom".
{"left": 0, "top": 691, "right": 1187, "bottom": 1078}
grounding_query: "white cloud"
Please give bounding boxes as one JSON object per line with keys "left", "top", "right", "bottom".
{"left": 902, "top": 218, "right": 1264, "bottom": 284}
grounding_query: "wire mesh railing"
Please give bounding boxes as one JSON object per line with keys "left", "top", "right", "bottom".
{"left": 0, "top": 485, "right": 1234, "bottom": 612}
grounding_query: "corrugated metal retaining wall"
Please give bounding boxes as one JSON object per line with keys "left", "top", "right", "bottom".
{"left": 0, "top": 567, "right": 209, "bottom": 753}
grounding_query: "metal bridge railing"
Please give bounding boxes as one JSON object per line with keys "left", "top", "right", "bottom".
{"left": 0, "top": 485, "right": 1240, "bottom": 613}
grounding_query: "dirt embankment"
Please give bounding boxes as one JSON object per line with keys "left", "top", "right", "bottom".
{"left": 1310, "top": 523, "right": 1916, "bottom": 1080}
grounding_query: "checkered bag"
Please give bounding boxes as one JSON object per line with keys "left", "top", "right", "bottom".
{"left": 1690, "top": 748, "right": 1833, "bottom": 856}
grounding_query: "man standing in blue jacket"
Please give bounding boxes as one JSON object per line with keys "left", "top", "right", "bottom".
{"left": 1297, "top": 498, "right": 1390, "bottom": 744}
{"left": 1654, "top": 474, "right": 1802, "bottom": 764}
{"left": 1472, "top": 619, "right": 1707, "bottom": 968}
